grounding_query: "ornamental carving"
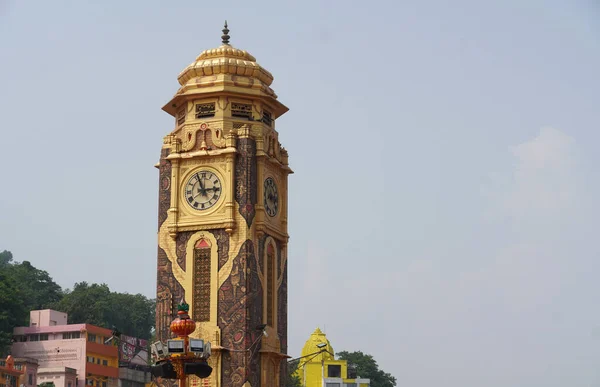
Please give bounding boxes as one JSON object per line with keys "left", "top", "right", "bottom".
{"left": 180, "top": 155, "right": 230, "bottom": 167}
{"left": 182, "top": 123, "right": 227, "bottom": 151}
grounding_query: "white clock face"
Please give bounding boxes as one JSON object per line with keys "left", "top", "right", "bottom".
{"left": 185, "top": 170, "right": 222, "bottom": 211}
{"left": 264, "top": 177, "right": 279, "bottom": 217}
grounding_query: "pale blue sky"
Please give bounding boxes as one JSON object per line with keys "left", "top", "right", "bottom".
{"left": 1, "top": 1, "right": 600, "bottom": 386}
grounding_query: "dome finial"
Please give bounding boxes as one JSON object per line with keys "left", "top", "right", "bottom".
{"left": 222, "top": 20, "right": 230, "bottom": 45}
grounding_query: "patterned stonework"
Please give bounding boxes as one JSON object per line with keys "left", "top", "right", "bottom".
{"left": 212, "top": 229, "right": 230, "bottom": 270}
{"left": 156, "top": 149, "right": 185, "bottom": 342}
{"left": 235, "top": 138, "right": 257, "bottom": 227}
{"left": 176, "top": 232, "right": 193, "bottom": 271}
{"left": 218, "top": 240, "right": 263, "bottom": 387}
{"left": 156, "top": 247, "right": 185, "bottom": 342}
{"left": 278, "top": 258, "right": 288, "bottom": 387}
{"left": 247, "top": 239, "right": 263, "bottom": 387}
{"left": 157, "top": 149, "right": 171, "bottom": 229}
{"left": 267, "top": 243, "right": 274, "bottom": 326}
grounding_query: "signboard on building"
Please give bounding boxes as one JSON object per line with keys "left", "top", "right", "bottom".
{"left": 118, "top": 335, "right": 148, "bottom": 366}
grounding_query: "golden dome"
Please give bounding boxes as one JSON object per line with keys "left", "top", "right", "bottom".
{"left": 162, "top": 22, "right": 287, "bottom": 118}
{"left": 176, "top": 22, "right": 274, "bottom": 87}
{"left": 300, "top": 327, "right": 335, "bottom": 362}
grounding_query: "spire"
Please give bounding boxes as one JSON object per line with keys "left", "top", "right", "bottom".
{"left": 221, "top": 20, "right": 230, "bottom": 45}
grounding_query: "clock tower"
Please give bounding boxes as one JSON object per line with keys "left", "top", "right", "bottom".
{"left": 155, "top": 23, "right": 291, "bottom": 387}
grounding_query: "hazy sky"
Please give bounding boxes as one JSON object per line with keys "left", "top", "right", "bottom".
{"left": 1, "top": 1, "right": 600, "bottom": 386}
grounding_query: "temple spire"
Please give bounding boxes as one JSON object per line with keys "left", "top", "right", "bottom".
{"left": 221, "top": 20, "right": 230, "bottom": 45}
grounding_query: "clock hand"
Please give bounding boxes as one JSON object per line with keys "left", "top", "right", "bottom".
{"left": 196, "top": 174, "right": 208, "bottom": 196}
{"left": 197, "top": 174, "right": 205, "bottom": 190}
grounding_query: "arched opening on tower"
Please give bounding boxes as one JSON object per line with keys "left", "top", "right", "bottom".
{"left": 193, "top": 238, "right": 211, "bottom": 322}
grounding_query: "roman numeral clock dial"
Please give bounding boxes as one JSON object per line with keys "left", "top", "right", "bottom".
{"left": 264, "top": 177, "right": 279, "bottom": 217}
{"left": 185, "top": 170, "right": 222, "bottom": 211}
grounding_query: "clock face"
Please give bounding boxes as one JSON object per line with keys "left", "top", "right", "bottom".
{"left": 264, "top": 177, "right": 279, "bottom": 217}
{"left": 185, "top": 170, "right": 222, "bottom": 211}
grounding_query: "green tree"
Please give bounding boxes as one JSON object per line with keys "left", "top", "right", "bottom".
{"left": 5, "top": 260, "right": 63, "bottom": 312}
{"left": 286, "top": 360, "right": 302, "bottom": 387}
{"left": 0, "top": 250, "right": 13, "bottom": 266}
{"left": 336, "top": 351, "right": 396, "bottom": 387}
{"left": 0, "top": 251, "right": 62, "bottom": 354}
{"left": 0, "top": 269, "right": 26, "bottom": 355}
{"left": 53, "top": 282, "right": 155, "bottom": 339}
{"left": 106, "top": 292, "right": 155, "bottom": 340}
{"left": 51, "top": 282, "right": 111, "bottom": 326}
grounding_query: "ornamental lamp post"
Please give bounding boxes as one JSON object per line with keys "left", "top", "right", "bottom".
{"left": 151, "top": 301, "right": 212, "bottom": 387}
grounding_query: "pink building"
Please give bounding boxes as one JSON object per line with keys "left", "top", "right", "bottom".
{"left": 11, "top": 310, "right": 119, "bottom": 387}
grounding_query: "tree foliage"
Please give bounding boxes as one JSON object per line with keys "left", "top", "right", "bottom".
{"left": 51, "top": 282, "right": 111, "bottom": 326}
{"left": 286, "top": 360, "right": 302, "bottom": 387}
{"left": 0, "top": 250, "right": 156, "bottom": 356}
{"left": 0, "top": 253, "right": 62, "bottom": 355}
{"left": 0, "top": 250, "right": 13, "bottom": 266}
{"left": 336, "top": 351, "right": 396, "bottom": 387}
{"left": 0, "top": 268, "right": 26, "bottom": 355}
{"left": 52, "top": 282, "right": 155, "bottom": 339}
{"left": 6, "top": 260, "right": 63, "bottom": 312}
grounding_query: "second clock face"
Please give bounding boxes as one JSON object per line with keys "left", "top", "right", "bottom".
{"left": 264, "top": 177, "right": 279, "bottom": 217}
{"left": 185, "top": 170, "right": 222, "bottom": 211}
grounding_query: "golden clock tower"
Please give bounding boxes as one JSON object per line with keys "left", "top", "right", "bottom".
{"left": 155, "top": 23, "right": 291, "bottom": 387}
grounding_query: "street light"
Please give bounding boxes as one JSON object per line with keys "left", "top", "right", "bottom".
{"left": 151, "top": 341, "right": 166, "bottom": 360}
{"left": 287, "top": 343, "right": 332, "bottom": 387}
{"left": 149, "top": 301, "right": 213, "bottom": 386}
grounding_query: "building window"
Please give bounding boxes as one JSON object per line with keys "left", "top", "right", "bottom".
{"left": 262, "top": 110, "right": 273, "bottom": 126}
{"left": 328, "top": 365, "right": 342, "bottom": 378}
{"left": 68, "top": 382, "right": 72, "bottom": 387}
{"left": 231, "top": 103, "right": 252, "bottom": 119}
{"left": 87, "top": 334, "right": 96, "bottom": 342}
{"left": 39, "top": 334, "right": 49, "bottom": 341}
{"left": 28, "top": 374, "right": 33, "bottom": 385}
{"left": 63, "top": 332, "right": 80, "bottom": 339}
{"left": 266, "top": 243, "right": 275, "bottom": 326}
{"left": 86, "top": 379, "right": 93, "bottom": 386}
{"left": 177, "top": 108, "right": 186, "bottom": 125}
{"left": 102, "top": 360, "right": 107, "bottom": 366}
{"left": 101, "top": 382, "right": 107, "bottom": 387}
{"left": 195, "top": 103, "right": 215, "bottom": 119}
{"left": 347, "top": 366, "right": 357, "bottom": 379}
{"left": 326, "top": 384, "right": 341, "bottom": 387}
{"left": 345, "top": 384, "right": 357, "bottom": 387}
{"left": 29, "top": 335, "right": 39, "bottom": 342}
{"left": 193, "top": 239, "right": 211, "bottom": 322}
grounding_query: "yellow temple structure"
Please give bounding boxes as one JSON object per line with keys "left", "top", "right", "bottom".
{"left": 295, "top": 329, "right": 370, "bottom": 387}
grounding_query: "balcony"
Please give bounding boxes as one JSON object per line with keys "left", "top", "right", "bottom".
{"left": 86, "top": 342, "right": 117, "bottom": 358}
{"left": 85, "top": 363, "right": 118, "bottom": 379}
